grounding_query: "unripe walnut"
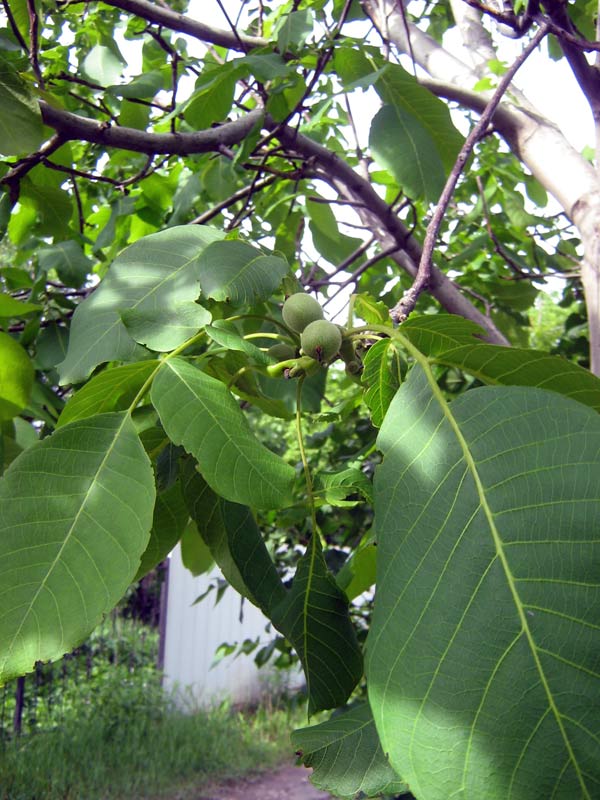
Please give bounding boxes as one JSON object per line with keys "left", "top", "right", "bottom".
{"left": 268, "top": 343, "right": 296, "bottom": 361}
{"left": 282, "top": 292, "right": 324, "bottom": 333}
{"left": 300, "top": 320, "right": 342, "bottom": 363}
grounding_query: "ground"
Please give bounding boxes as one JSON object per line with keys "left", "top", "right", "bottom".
{"left": 194, "top": 764, "right": 331, "bottom": 799}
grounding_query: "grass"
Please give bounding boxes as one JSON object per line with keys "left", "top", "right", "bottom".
{"left": 0, "top": 684, "right": 305, "bottom": 800}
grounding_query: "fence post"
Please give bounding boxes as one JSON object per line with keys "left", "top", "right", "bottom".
{"left": 157, "top": 558, "right": 170, "bottom": 671}
{"left": 13, "top": 676, "right": 25, "bottom": 735}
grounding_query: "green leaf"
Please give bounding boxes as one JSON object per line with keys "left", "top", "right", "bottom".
{"left": 152, "top": 358, "right": 295, "bottom": 509}
{"left": 197, "top": 240, "right": 289, "bottom": 307}
{"left": 336, "top": 542, "right": 377, "bottom": 600}
{"left": 369, "top": 104, "right": 446, "bottom": 203}
{"left": 38, "top": 241, "right": 94, "bottom": 289}
{"left": 0, "top": 413, "right": 155, "bottom": 683}
{"left": 316, "top": 466, "right": 373, "bottom": 507}
{"left": 82, "top": 44, "right": 123, "bottom": 85}
{"left": 401, "top": 314, "right": 600, "bottom": 413}
{"left": 306, "top": 198, "right": 363, "bottom": 264}
{"left": 180, "top": 519, "right": 214, "bottom": 577}
{"left": 34, "top": 323, "right": 69, "bottom": 370}
{"left": 0, "top": 56, "right": 44, "bottom": 156}
{"left": 206, "top": 320, "right": 272, "bottom": 366}
{"left": 367, "top": 364, "right": 600, "bottom": 799}
{"left": 362, "top": 339, "right": 400, "bottom": 427}
{"left": 271, "top": 535, "right": 363, "bottom": 714}
{"left": 121, "top": 302, "right": 211, "bottom": 352}
{"left": 184, "top": 72, "right": 237, "bottom": 129}
{"left": 375, "top": 64, "right": 464, "bottom": 174}
{"left": 0, "top": 332, "right": 34, "bottom": 421}
{"left": 135, "top": 481, "right": 189, "bottom": 581}
{"left": 19, "top": 180, "right": 73, "bottom": 238}
{"left": 182, "top": 461, "right": 285, "bottom": 609}
{"left": 108, "top": 70, "right": 165, "bottom": 99}
{"left": 243, "top": 53, "right": 290, "bottom": 81}
{"left": 0, "top": 292, "right": 40, "bottom": 318}
{"left": 58, "top": 225, "right": 223, "bottom": 384}
{"left": 352, "top": 292, "right": 389, "bottom": 325}
{"left": 276, "top": 9, "right": 313, "bottom": 53}
{"left": 292, "top": 702, "right": 407, "bottom": 799}
{"left": 57, "top": 361, "right": 157, "bottom": 428}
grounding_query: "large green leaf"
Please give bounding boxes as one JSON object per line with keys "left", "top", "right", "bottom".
{"left": 152, "top": 358, "right": 295, "bottom": 509}
{"left": 367, "top": 364, "right": 600, "bottom": 799}
{"left": 401, "top": 314, "right": 600, "bottom": 412}
{"left": 0, "top": 56, "right": 44, "bottom": 156}
{"left": 0, "top": 413, "right": 155, "bottom": 683}
{"left": 0, "top": 332, "right": 34, "bottom": 421}
{"left": 197, "top": 240, "right": 289, "bottom": 306}
{"left": 58, "top": 226, "right": 223, "bottom": 384}
{"left": 271, "top": 535, "right": 363, "bottom": 714}
{"left": 292, "top": 702, "right": 407, "bottom": 799}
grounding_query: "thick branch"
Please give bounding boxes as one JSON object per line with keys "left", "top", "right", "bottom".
{"left": 70, "top": 0, "right": 267, "bottom": 51}
{"left": 39, "top": 101, "right": 264, "bottom": 155}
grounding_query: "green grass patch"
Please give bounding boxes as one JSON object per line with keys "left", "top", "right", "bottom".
{"left": 0, "top": 679, "right": 302, "bottom": 800}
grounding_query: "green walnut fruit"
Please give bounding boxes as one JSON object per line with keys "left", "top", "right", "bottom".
{"left": 300, "top": 319, "right": 342, "bottom": 363}
{"left": 268, "top": 343, "right": 297, "bottom": 361}
{"left": 282, "top": 292, "right": 324, "bottom": 333}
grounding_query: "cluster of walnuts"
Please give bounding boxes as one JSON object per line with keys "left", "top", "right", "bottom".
{"left": 268, "top": 293, "right": 361, "bottom": 379}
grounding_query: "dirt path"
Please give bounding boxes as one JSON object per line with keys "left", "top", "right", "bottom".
{"left": 193, "top": 764, "right": 331, "bottom": 799}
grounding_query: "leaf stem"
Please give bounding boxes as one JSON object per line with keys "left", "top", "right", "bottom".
{"left": 127, "top": 330, "right": 208, "bottom": 413}
{"left": 295, "top": 378, "right": 322, "bottom": 546}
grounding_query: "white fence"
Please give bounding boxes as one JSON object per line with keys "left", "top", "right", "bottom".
{"left": 162, "top": 544, "right": 299, "bottom": 707}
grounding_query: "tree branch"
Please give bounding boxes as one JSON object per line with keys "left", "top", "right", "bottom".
{"left": 39, "top": 101, "right": 265, "bottom": 155}
{"left": 390, "top": 23, "right": 549, "bottom": 324}
{"left": 63, "top": 0, "right": 267, "bottom": 51}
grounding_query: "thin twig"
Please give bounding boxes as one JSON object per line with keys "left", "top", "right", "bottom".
{"left": 26, "top": 0, "right": 43, "bottom": 86}
{"left": 190, "top": 175, "right": 278, "bottom": 225}
{"left": 0, "top": 134, "right": 65, "bottom": 202}
{"left": 390, "top": 23, "right": 550, "bottom": 324}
